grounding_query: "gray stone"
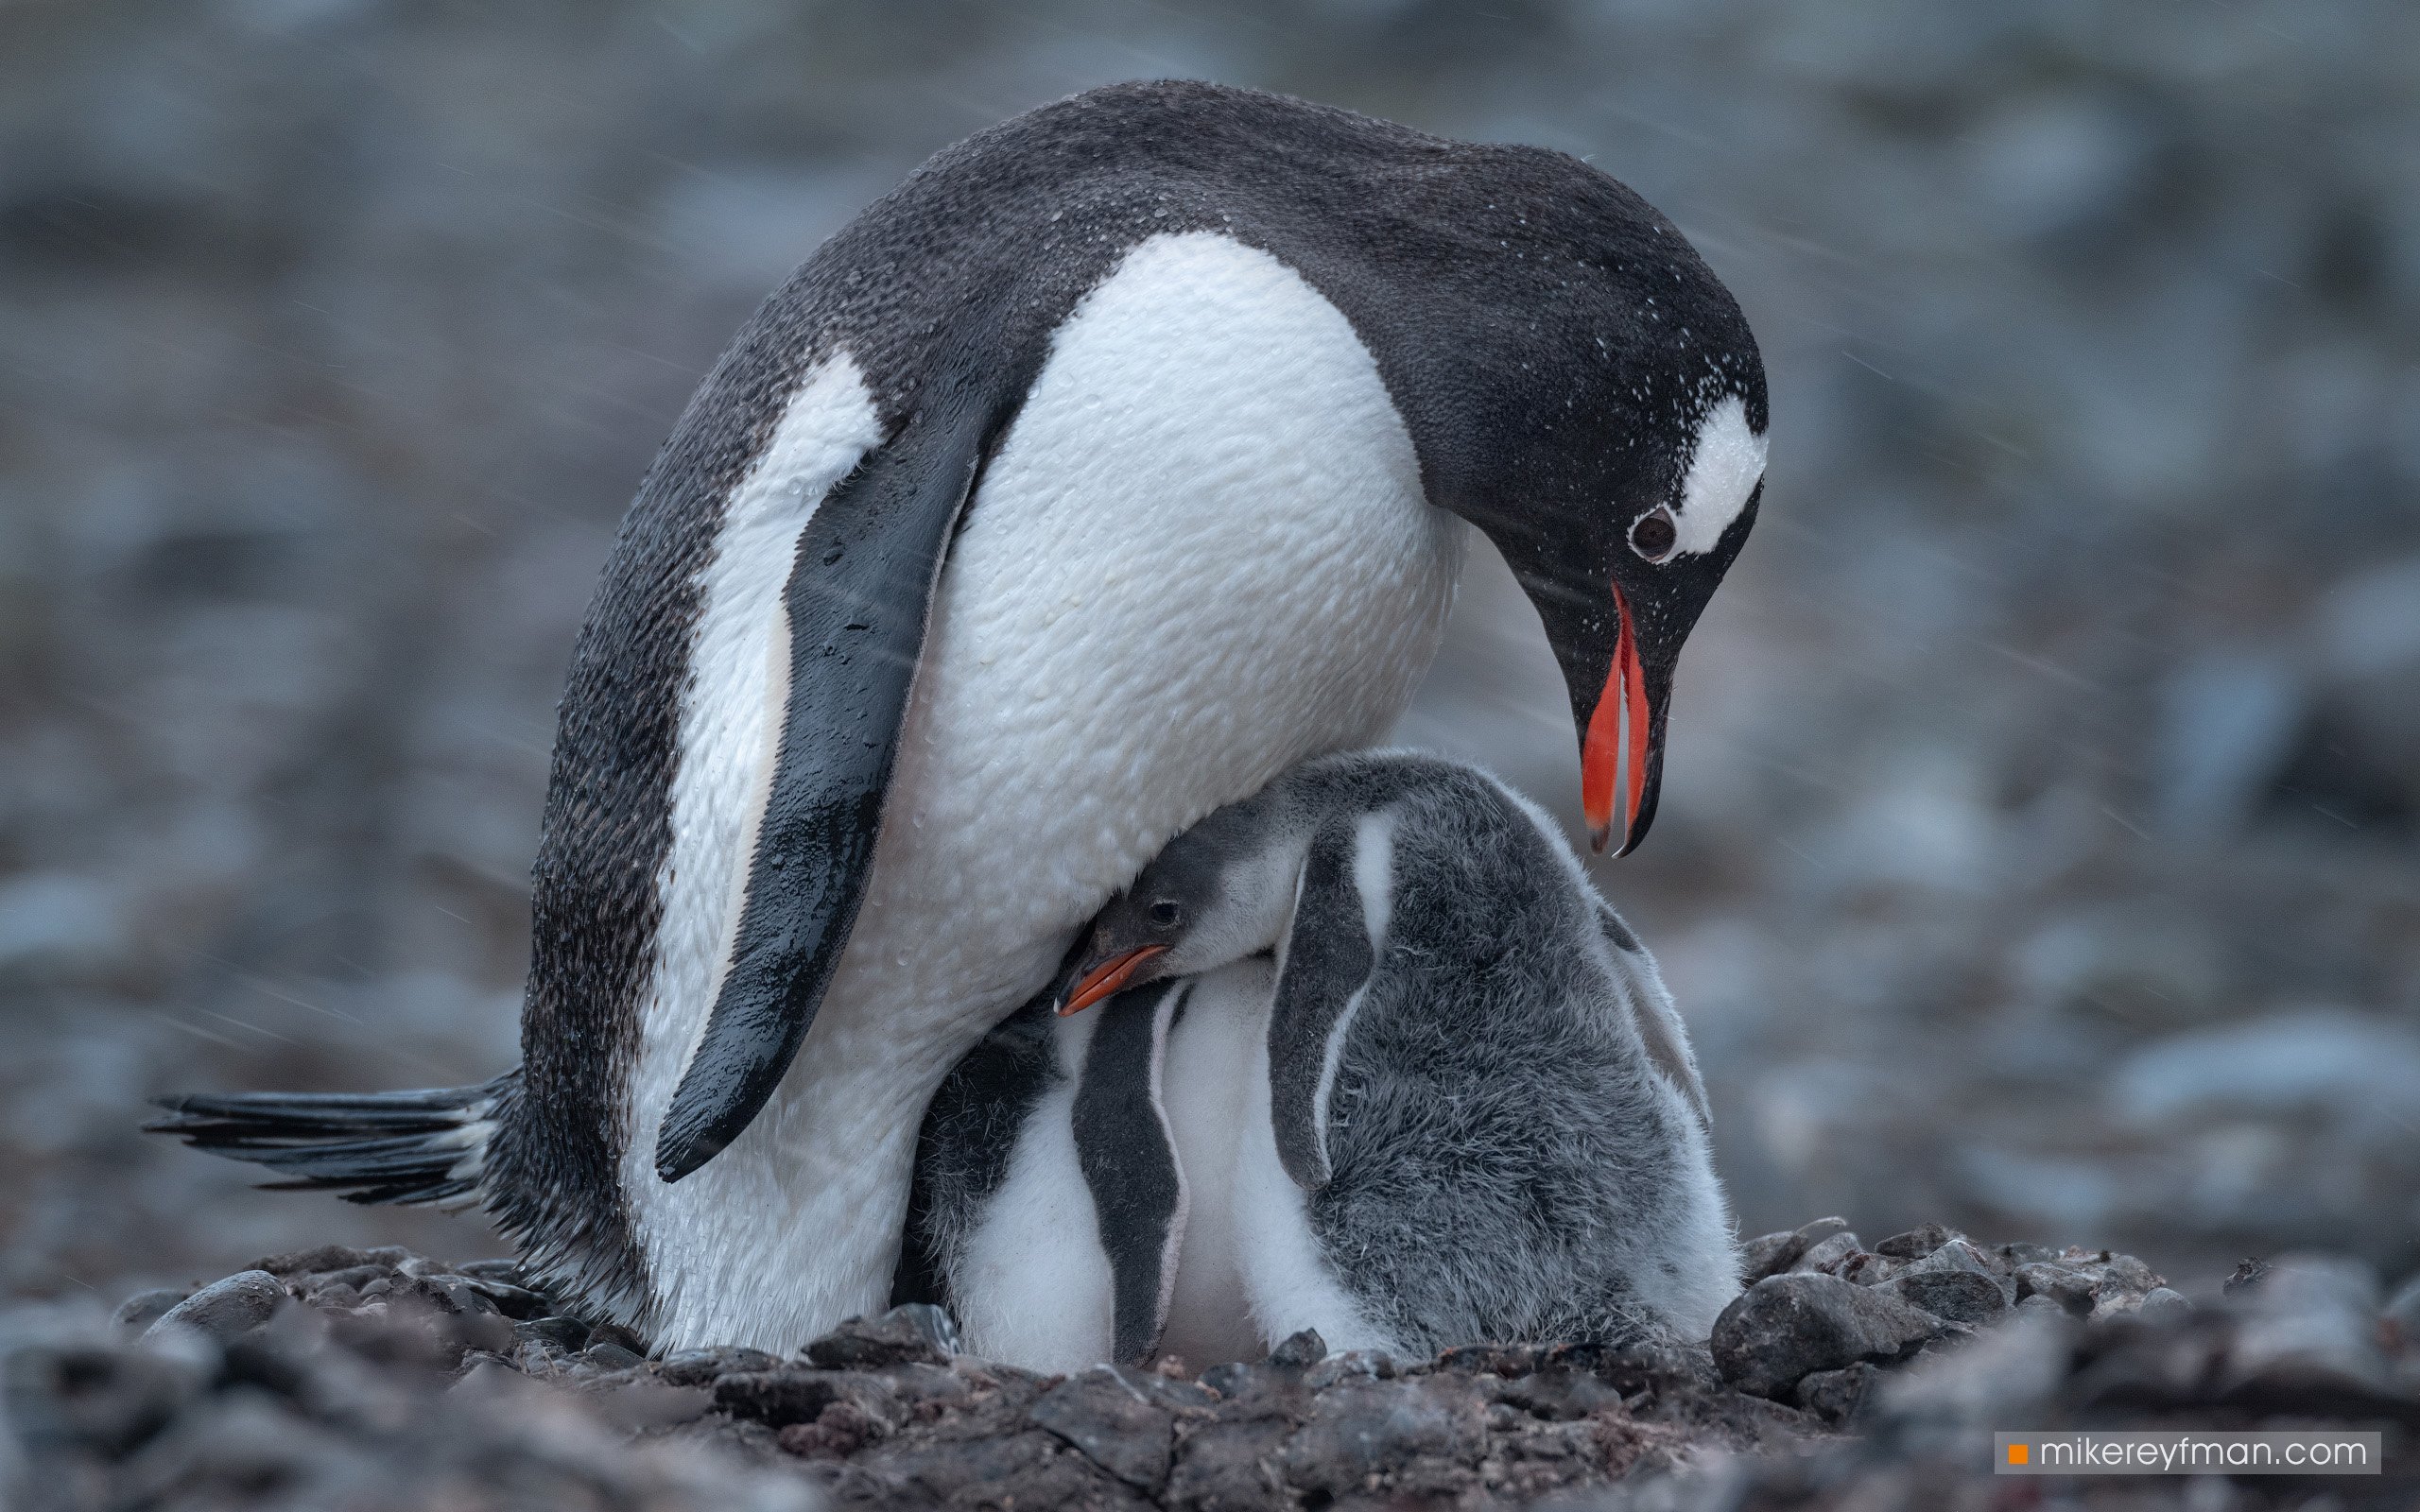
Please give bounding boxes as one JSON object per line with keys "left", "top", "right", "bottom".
{"left": 715, "top": 1366, "right": 899, "bottom": 1430}
{"left": 2067, "top": 1250, "right": 2166, "bottom": 1318}
{"left": 1889, "top": 1268, "right": 2008, "bottom": 1326}
{"left": 512, "top": 1314, "right": 591, "bottom": 1352}
{"left": 143, "top": 1270, "right": 285, "bottom": 1344}
{"left": 1739, "top": 1217, "right": 1849, "bottom": 1284}
{"left": 1269, "top": 1328, "right": 1328, "bottom": 1369}
{"left": 2135, "top": 1286, "right": 2193, "bottom": 1325}
{"left": 1028, "top": 1365, "right": 1178, "bottom": 1491}
{"left": 578, "top": 1341, "right": 647, "bottom": 1373}
{"left": 2014, "top": 1263, "right": 2096, "bottom": 1317}
{"left": 1710, "top": 1272, "right": 1946, "bottom": 1399}
{"left": 1280, "top": 1376, "right": 1491, "bottom": 1497}
{"left": 2223, "top": 1253, "right": 2392, "bottom": 1396}
{"left": 1737, "top": 1230, "right": 1798, "bottom": 1283}
{"left": 657, "top": 1345, "right": 784, "bottom": 1385}
{"left": 1903, "top": 1238, "right": 2002, "bottom": 1284}
{"left": 1304, "top": 1349, "right": 1397, "bottom": 1388}
{"left": 111, "top": 1287, "right": 188, "bottom": 1336}
{"left": 1788, "top": 1231, "right": 1862, "bottom": 1275}
{"left": 1794, "top": 1363, "right": 1879, "bottom": 1424}
{"left": 803, "top": 1303, "right": 957, "bottom": 1368}
{"left": 1874, "top": 1225, "right": 1953, "bottom": 1260}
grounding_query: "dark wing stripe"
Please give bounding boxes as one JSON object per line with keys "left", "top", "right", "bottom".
{"left": 1267, "top": 817, "right": 1376, "bottom": 1191}
{"left": 654, "top": 386, "right": 1004, "bottom": 1182}
{"left": 1074, "top": 979, "right": 1187, "bottom": 1366}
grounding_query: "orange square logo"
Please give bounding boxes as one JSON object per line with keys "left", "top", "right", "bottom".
{"left": 2007, "top": 1444, "right": 2029, "bottom": 1466}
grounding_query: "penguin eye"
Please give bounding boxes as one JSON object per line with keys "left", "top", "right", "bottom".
{"left": 1149, "top": 901, "right": 1183, "bottom": 927}
{"left": 1629, "top": 506, "right": 1679, "bottom": 562}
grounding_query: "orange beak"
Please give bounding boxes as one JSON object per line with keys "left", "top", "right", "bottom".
{"left": 1581, "top": 586, "right": 1653, "bottom": 856}
{"left": 1055, "top": 945, "right": 1168, "bottom": 1017}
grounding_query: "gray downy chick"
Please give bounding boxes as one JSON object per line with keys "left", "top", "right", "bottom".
{"left": 906, "top": 750, "right": 1735, "bottom": 1368}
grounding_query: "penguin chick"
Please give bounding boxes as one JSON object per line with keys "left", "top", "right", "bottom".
{"left": 1042, "top": 750, "right": 1737, "bottom": 1362}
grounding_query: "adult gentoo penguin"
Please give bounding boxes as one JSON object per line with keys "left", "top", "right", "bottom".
{"left": 903, "top": 751, "right": 1733, "bottom": 1370}
{"left": 150, "top": 80, "right": 1767, "bottom": 1353}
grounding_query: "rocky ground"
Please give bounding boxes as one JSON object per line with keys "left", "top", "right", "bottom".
{"left": 8, "top": 1220, "right": 2412, "bottom": 1511}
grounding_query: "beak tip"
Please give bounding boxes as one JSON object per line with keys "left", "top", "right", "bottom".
{"left": 1056, "top": 943, "right": 1169, "bottom": 1018}
{"left": 1587, "top": 822, "right": 1615, "bottom": 855}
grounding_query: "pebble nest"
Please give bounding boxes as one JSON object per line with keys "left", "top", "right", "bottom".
{"left": 7, "top": 1219, "right": 2414, "bottom": 1511}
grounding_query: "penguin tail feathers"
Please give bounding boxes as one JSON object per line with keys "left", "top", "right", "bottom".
{"left": 146, "top": 1070, "right": 518, "bottom": 1211}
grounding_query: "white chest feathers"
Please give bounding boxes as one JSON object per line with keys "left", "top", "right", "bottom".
{"left": 621, "top": 232, "right": 1465, "bottom": 1352}
{"left": 882, "top": 230, "right": 1465, "bottom": 954}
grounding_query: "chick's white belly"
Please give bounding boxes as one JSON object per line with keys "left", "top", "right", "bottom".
{"left": 1154, "top": 959, "right": 1276, "bottom": 1368}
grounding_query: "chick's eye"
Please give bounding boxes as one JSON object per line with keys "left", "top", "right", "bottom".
{"left": 1629, "top": 506, "right": 1679, "bottom": 562}
{"left": 1149, "top": 901, "right": 1183, "bottom": 927}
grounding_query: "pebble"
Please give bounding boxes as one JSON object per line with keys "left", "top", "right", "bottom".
{"left": 143, "top": 1269, "right": 285, "bottom": 1344}
{"left": 1793, "top": 1362, "right": 1878, "bottom": 1424}
{"left": 801, "top": 1303, "right": 958, "bottom": 1368}
{"left": 2221, "top": 1253, "right": 2393, "bottom": 1396}
{"left": 1873, "top": 1225, "right": 1952, "bottom": 1260}
{"left": 109, "top": 1287, "right": 187, "bottom": 1336}
{"left": 1710, "top": 1272, "right": 1945, "bottom": 1399}
{"left": 1789, "top": 1231, "right": 1864, "bottom": 1275}
{"left": 1886, "top": 1267, "right": 2007, "bottom": 1325}
{"left": 1027, "top": 1365, "right": 1181, "bottom": 1491}
{"left": 1737, "top": 1216, "right": 1851, "bottom": 1284}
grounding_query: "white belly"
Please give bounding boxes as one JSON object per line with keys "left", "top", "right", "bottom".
{"left": 949, "top": 1010, "right": 1115, "bottom": 1373}
{"left": 1153, "top": 958, "right": 1272, "bottom": 1369}
{"left": 623, "top": 231, "right": 1465, "bottom": 1351}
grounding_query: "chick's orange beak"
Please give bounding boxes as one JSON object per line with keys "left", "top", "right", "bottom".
{"left": 1055, "top": 945, "right": 1168, "bottom": 1017}
{"left": 1581, "top": 587, "right": 1654, "bottom": 856}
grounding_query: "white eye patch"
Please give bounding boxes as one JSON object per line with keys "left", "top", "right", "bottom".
{"left": 1671, "top": 393, "right": 1766, "bottom": 557}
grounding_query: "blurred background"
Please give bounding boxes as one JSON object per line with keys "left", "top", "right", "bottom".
{"left": 0, "top": 0, "right": 2413, "bottom": 1310}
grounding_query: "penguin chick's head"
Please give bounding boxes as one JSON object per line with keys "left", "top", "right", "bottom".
{"left": 1051, "top": 795, "right": 1300, "bottom": 1016}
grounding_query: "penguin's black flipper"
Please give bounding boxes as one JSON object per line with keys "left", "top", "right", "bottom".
{"left": 1266, "top": 817, "right": 1380, "bottom": 1192}
{"left": 654, "top": 386, "right": 1005, "bottom": 1183}
{"left": 146, "top": 1072, "right": 517, "bottom": 1208}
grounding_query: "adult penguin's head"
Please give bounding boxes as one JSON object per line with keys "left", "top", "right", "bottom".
{"left": 1481, "top": 379, "right": 1766, "bottom": 857}
{"left": 1325, "top": 143, "right": 1768, "bottom": 855}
